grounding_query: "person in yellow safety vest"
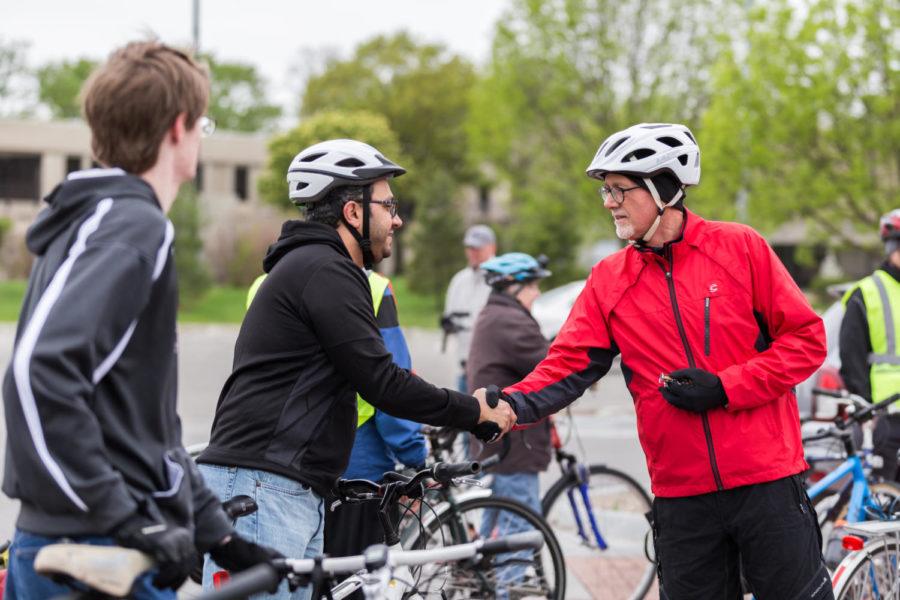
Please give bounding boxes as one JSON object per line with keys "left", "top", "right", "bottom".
{"left": 247, "top": 270, "right": 427, "bottom": 563}
{"left": 840, "top": 208, "right": 900, "bottom": 482}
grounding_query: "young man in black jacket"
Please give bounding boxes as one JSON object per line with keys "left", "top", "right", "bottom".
{"left": 197, "top": 139, "right": 515, "bottom": 599}
{"left": 1, "top": 42, "right": 273, "bottom": 599}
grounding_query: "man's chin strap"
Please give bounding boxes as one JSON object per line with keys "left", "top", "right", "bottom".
{"left": 340, "top": 185, "right": 375, "bottom": 270}
{"left": 640, "top": 177, "right": 685, "bottom": 243}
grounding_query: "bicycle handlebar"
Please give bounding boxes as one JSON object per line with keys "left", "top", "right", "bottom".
{"left": 196, "top": 532, "right": 545, "bottom": 600}
{"left": 196, "top": 563, "right": 281, "bottom": 600}
{"left": 335, "top": 461, "right": 482, "bottom": 502}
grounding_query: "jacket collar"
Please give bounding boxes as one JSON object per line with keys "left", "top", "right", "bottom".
{"left": 630, "top": 208, "right": 708, "bottom": 266}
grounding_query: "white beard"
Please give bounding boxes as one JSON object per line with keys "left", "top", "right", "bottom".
{"left": 614, "top": 220, "right": 635, "bottom": 240}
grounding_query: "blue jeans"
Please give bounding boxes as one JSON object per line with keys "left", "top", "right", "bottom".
{"left": 199, "top": 464, "right": 324, "bottom": 600}
{"left": 6, "top": 529, "right": 174, "bottom": 600}
{"left": 480, "top": 473, "right": 541, "bottom": 600}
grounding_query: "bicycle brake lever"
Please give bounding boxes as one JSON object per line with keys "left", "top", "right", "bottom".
{"left": 453, "top": 477, "right": 484, "bottom": 488}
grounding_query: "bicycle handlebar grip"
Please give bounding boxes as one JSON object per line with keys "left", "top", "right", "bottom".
{"left": 471, "top": 422, "right": 501, "bottom": 443}
{"left": 196, "top": 563, "right": 281, "bottom": 600}
{"left": 433, "top": 461, "right": 481, "bottom": 482}
{"left": 486, "top": 385, "right": 500, "bottom": 408}
{"left": 480, "top": 531, "right": 545, "bottom": 555}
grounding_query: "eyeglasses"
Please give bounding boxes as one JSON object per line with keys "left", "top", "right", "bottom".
{"left": 599, "top": 184, "right": 642, "bottom": 206}
{"left": 370, "top": 199, "right": 399, "bottom": 217}
{"left": 198, "top": 116, "right": 216, "bottom": 138}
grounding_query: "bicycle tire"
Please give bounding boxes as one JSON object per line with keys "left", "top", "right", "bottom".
{"left": 415, "top": 495, "right": 566, "bottom": 600}
{"left": 832, "top": 537, "right": 900, "bottom": 599}
{"left": 541, "top": 464, "right": 655, "bottom": 600}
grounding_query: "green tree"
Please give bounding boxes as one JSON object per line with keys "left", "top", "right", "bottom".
{"left": 301, "top": 32, "right": 478, "bottom": 276}
{"left": 406, "top": 172, "right": 466, "bottom": 301}
{"left": 696, "top": 0, "right": 899, "bottom": 248}
{"left": 0, "top": 37, "right": 36, "bottom": 117}
{"left": 204, "top": 53, "right": 281, "bottom": 132}
{"left": 258, "top": 110, "right": 404, "bottom": 208}
{"left": 467, "top": 0, "right": 731, "bottom": 280}
{"left": 170, "top": 184, "right": 211, "bottom": 305}
{"left": 37, "top": 58, "right": 97, "bottom": 119}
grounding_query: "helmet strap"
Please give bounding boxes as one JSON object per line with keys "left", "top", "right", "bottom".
{"left": 640, "top": 178, "right": 685, "bottom": 243}
{"left": 340, "top": 184, "right": 376, "bottom": 270}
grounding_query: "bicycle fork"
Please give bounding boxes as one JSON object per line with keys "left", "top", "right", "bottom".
{"left": 565, "top": 463, "right": 608, "bottom": 550}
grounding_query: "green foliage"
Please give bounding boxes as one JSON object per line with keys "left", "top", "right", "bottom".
{"left": 696, "top": 0, "right": 899, "bottom": 246}
{"left": 467, "top": 0, "right": 730, "bottom": 277}
{"left": 385, "top": 275, "right": 442, "bottom": 329}
{"left": 202, "top": 53, "right": 282, "bottom": 132}
{"left": 170, "top": 184, "right": 211, "bottom": 305}
{"left": 37, "top": 58, "right": 97, "bottom": 119}
{"left": 0, "top": 217, "right": 11, "bottom": 246}
{"left": 0, "top": 280, "right": 26, "bottom": 321}
{"left": 405, "top": 172, "right": 466, "bottom": 300}
{"left": 0, "top": 37, "right": 35, "bottom": 117}
{"left": 258, "top": 110, "right": 404, "bottom": 207}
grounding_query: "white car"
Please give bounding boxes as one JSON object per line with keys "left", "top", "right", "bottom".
{"left": 532, "top": 280, "right": 586, "bottom": 340}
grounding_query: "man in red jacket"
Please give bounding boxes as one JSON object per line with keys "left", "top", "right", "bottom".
{"left": 486, "top": 123, "right": 831, "bottom": 599}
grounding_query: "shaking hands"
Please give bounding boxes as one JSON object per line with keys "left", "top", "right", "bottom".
{"left": 471, "top": 385, "right": 517, "bottom": 443}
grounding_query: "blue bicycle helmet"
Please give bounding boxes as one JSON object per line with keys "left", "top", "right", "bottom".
{"left": 480, "top": 253, "right": 551, "bottom": 289}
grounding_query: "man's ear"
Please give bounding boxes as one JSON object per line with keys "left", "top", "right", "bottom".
{"left": 169, "top": 112, "right": 188, "bottom": 144}
{"left": 341, "top": 199, "right": 361, "bottom": 229}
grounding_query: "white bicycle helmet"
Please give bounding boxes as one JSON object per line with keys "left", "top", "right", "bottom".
{"left": 586, "top": 123, "right": 700, "bottom": 242}
{"left": 286, "top": 139, "right": 406, "bottom": 269}
{"left": 287, "top": 139, "right": 406, "bottom": 205}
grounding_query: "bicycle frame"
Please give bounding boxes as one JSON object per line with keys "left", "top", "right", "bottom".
{"left": 559, "top": 451, "right": 609, "bottom": 550}
{"left": 807, "top": 454, "right": 874, "bottom": 523}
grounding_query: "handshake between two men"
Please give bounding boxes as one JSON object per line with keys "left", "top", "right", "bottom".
{"left": 471, "top": 385, "right": 518, "bottom": 443}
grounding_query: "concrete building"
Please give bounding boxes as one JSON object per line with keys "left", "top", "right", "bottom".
{"left": 0, "top": 118, "right": 268, "bottom": 222}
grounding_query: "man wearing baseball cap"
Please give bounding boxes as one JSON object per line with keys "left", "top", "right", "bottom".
{"left": 442, "top": 225, "right": 497, "bottom": 392}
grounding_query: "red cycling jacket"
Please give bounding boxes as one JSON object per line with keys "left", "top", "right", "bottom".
{"left": 505, "top": 210, "right": 826, "bottom": 497}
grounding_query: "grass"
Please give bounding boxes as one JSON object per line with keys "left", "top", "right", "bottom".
{"left": 0, "top": 277, "right": 443, "bottom": 328}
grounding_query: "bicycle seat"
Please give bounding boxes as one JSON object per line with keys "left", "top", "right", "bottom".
{"left": 34, "top": 543, "right": 153, "bottom": 597}
{"left": 843, "top": 521, "right": 900, "bottom": 537}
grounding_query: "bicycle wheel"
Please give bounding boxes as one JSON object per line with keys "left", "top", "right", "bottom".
{"left": 413, "top": 495, "right": 566, "bottom": 599}
{"left": 541, "top": 464, "right": 655, "bottom": 600}
{"left": 832, "top": 538, "right": 900, "bottom": 599}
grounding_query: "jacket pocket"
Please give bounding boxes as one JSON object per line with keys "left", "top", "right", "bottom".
{"left": 704, "top": 297, "right": 711, "bottom": 356}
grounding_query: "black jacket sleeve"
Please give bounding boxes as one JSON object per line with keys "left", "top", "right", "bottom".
{"left": 302, "top": 261, "right": 480, "bottom": 429}
{"left": 840, "top": 288, "right": 872, "bottom": 400}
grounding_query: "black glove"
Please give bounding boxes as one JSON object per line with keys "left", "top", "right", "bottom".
{"left": 440, "top": 315, "right": 459, "bottom": 334}
{"left": 115, "top": 515, "right": 197, "bottom": 590}
{"left": 659, "top": 368, "right": 728, "bottom": 413}
{"left": 209, "top": 534, "right": 282, "bottom": 574}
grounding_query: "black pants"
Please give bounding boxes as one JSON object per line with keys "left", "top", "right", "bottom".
{"left": 653, "top": 475, "right": 833, "bottom": 600}
{"left": 873, "top": 414, "right": 900, "bottom": 481}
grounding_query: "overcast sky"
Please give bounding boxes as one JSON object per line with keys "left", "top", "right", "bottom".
{"left": 4, "top": 0, "right": 512, "bottom": 121}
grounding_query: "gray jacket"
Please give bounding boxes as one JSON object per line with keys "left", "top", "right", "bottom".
{"left": 467, "top": 291, "right": 552, "bottom": 474}
{"left": 2, "top": 169, "right": 230, "bottom": 549}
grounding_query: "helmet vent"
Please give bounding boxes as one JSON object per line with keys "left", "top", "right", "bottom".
{"left": 623, "top": 148, "right": 655, "bottom": 162}
{"left": 658, "top": 136, "right": 683, "bottom": 148}
{"left": 605, "top": 136, "right": 630, "bottom": 156}
{"left": 300, "top": 153, "right": 326, "bottom": 162}
{"left": 336, "top": 158, "right": 365, "bottom": 168}
{"left": 684, "top": 131, "right": 697, "bottom": 144}
{"left": 293, "top": 182, "right": 309, "bottom": 191}
{"left": 677, "top": 154, "right": 688, "bottom": 166}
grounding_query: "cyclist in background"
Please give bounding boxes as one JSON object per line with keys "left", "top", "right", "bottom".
{"left": 197, "top": 139, "right": 515, "bottom": 600}
{"left": 840, "top": 208, "right": 900, "bottom": 482}
{"left": 467, "top": 253, "right": 553, "bottom": 515}
{"left": 442, "top": 225, "right": 496, "bottom": 392}
{"left": 488, "top": 123, "right": 831, "bottom": 599}
{"left": 1, "top": 41, "right": 272, "bottom": 600}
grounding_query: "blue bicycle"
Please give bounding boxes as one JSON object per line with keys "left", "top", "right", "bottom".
{"left": 802, "top": 389, "right": 900, "bottom": 568}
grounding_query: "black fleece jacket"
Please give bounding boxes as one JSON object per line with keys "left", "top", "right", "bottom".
{"left": 2, "top": 169, "right": 231, "bottom": 548}
{"left": 840, "top": 261, "right": 900, "bottom": 401}
{"left": 197, "top": 221, "right": 481, "bottom": 495}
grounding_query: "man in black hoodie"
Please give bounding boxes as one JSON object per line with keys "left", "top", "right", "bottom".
{"left": 2, "top": 41, "right": 273, "bottom": 600}
{"left": 197, "top": 139, "right": 516, "bottom": 599}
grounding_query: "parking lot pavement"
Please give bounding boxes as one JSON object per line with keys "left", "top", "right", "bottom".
{"left": 0, "top": 324, "right": 659, "bottom": 598}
